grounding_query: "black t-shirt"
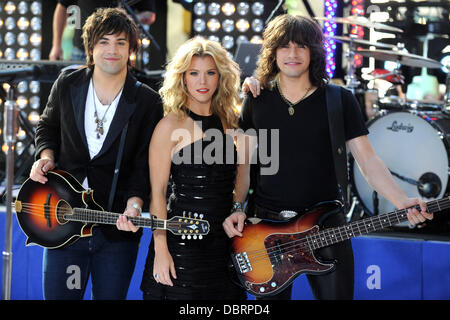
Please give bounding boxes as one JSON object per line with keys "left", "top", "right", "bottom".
{"left": 59, "top": 0, "right": 155, "bottom": 50}
{"left": 239, "top": 84, "right": 369, "bottom": 212}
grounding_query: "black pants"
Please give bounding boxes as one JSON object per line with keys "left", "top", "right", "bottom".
{"left": 257, "top": 211, "right": 354, "bottom": 300}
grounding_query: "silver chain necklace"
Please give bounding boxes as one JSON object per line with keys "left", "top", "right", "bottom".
{"left": 91, "top": 82, "right": 123, "bottom": 139}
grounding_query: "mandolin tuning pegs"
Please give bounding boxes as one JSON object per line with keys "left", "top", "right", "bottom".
{"left": 193, "top": 235, "right": 197, "bottom": 240}
{"left": 194, "top": 212, "right": 198, "bottom": 218}
{"left": 199, "top": 214, "right": 204, "bottom": 219}
{"left": 182, "top": 211, "right": 186, "bottom": 217}
{"left": 199, "top": 235, "right": 203, "bottom": 240}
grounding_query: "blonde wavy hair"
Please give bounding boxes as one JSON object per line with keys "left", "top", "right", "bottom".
{"left": 159, "top": 36, "right": 241, "bottom": 129}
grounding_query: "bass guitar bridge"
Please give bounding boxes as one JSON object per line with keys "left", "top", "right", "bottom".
{"left": 234, "top": 252, "right": 252, "bottom": 274}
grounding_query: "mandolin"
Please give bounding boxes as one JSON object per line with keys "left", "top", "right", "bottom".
{"left": 14, "top": 170, "right": 210, "bottom": 249}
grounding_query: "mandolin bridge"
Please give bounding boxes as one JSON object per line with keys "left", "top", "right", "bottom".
{"left": 234, "top": 252, "right": 252, "bottom": 274}
{"left": 14, "top": 201, "right": 22, "bottom": 213}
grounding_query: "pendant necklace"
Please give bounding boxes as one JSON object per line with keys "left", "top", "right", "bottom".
{"left": 92, "top": 83, "right": 122, "bottom": 139}
{"left": 276, "top": 78, "right": 312, "bottom": 116}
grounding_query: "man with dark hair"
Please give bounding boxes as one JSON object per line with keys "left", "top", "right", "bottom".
{"left": 49, "top": 0, "right": 155, "bottom": 61}
{"left": 223, "top": 14, "right": 433, "bottom": 300}
{"left": 30, "top": 8, "right": 163, "bottom": 299}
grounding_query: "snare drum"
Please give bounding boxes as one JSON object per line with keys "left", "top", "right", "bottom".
{"left": 351, "top": 110, "right": 450, "bottom": 216}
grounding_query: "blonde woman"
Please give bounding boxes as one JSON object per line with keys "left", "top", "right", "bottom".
{"left": 118, "top": 37, "right": 246, "bottom": 300}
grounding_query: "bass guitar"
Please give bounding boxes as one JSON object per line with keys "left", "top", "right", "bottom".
{"left": 14, "top": 170, "right": 210, "bottom": 249}
{"left": 231, "top": 198, "right": 448, "bottom": 297}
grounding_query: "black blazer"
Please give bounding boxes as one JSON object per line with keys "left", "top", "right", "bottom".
{"left": 35, "top": 67, "right": 163, "bottom": 241}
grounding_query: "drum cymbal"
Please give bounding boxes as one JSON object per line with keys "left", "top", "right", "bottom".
{"left": 328, "top": 35, "right": 396, "bottom": 49}
{"left": 356, "top": 49, "right": 443, "bottom": 69}
{"left": 315, "top": 16, "right": 404, "bottom": 33}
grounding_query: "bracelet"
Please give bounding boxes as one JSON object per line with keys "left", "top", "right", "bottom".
{"left": 231, "top": 201, "right": 243, "bottom": 213}
{"left": 131, "top": 203, "right": 142, "bottom": 214}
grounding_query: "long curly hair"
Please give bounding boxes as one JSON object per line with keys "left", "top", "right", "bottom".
{"left": 159, "top": 36, "right": 241, "bottom": 129}
{"left": 256, "top": 14, "right": 328, "bottom": 88}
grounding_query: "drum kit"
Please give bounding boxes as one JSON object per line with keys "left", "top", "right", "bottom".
{"left": 316, "top": 15, "right": 450, "bottom": 229}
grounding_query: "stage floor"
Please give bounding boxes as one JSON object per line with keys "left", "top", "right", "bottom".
{"left": 1, "top": 210, "right": 450, "bottom": 300}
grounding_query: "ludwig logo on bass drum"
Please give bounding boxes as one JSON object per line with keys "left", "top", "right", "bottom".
{"left": 386, "top": 121, "right": 414, "bottom": 133}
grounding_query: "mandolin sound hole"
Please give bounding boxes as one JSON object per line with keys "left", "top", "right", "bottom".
{"left": 55, "top": 200, "right": 72, "bottom": 225}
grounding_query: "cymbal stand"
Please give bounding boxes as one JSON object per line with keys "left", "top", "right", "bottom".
{"left": 344, "top": 35, "right": 360, "bottom": 93}
{"left": 443, "top": 64, "right": 450, "bottom": 114}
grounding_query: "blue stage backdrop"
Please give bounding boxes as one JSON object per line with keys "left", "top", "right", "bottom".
{"left": 1, "top": 212, "right": 450, "bottom": 300}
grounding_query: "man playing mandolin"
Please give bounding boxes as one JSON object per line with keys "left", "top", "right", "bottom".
{"left": 223, "top": 14, "right": 433, "bottom": 300}
{"left": 29, "top": 8, "right": 163, "bottom": 299}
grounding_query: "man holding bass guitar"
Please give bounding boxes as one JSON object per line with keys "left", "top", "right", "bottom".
{"left": 29, "top": 8, "right": 163, "bottom": 299}
{"left": 223, "top": 14, "right": 433, "bottom": 300}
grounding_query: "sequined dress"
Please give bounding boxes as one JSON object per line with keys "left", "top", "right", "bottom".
{"left": 140, "top": 111, "right": 246, "bottom": 300}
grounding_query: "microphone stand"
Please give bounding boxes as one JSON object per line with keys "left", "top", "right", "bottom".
{"left": 2, "top": 83, "right": 18, "bottom": 300}
{"left": 120, "top": 0, "right": 160, "bottom": 51}
{"left": 266, "top": 0, "right": 286, "bottom": 25}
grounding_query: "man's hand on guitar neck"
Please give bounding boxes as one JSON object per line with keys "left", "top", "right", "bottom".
{"left": 397, "top": 197, "right": 434, "bottom": 226}
{"left": 116, "top": 197, "right": 143, "bottom": 233}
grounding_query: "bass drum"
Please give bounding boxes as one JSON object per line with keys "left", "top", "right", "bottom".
{"left": 351, "top": 111, "right": 450, "bottom": 217}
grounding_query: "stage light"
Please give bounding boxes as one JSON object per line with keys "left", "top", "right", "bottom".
{"left": 251, "top": 2, "right": 264, "bottom": 16}
{"left": 350, "top": 0, "right": 365, "bottom": 68}
{"left": 4, "top": 1, "right": 16, "bottom": 15}
{"left": 190, "top": 1, "right": 280, "bottom": 56}
{"left": 222, "top": 19, "right": 234, "bottom": 32}
{"left": 193, "top": 2, "right": 206, "bottom": 15}
{"left": 222, "top": 35, "right": 234, "bottom": 49}
{"left": 237, "top": 2, "right": 249, "bottom": 15}
{"left": 207, "top": 18, "right": 221, "bottom": 32}
{"left": 323, "top": 0, "right": 338, "bottom": 78}
{"left": 28, "top": 111, "right": 40, "bottom": 125}
{"left": 0, "top": 0, "right": 44, "bottom": 159}
{"left": 208, "top": 3, "right": 221, "bottom": 16}
{"left": 222, "top": 3, "right": 236, "bottom": 16}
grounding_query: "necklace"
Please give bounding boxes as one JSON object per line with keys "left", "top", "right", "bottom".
{"left": 276, "top": 78, "right": 312, "bottom": 116}
{"left": 92, "top": 83, "right": 122, "bottom": 139}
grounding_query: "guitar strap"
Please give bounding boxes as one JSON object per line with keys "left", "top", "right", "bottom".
{"left": 107, "top": 80, "right": 141, "bottom": 211}
{"left": 325, "top": 83, "right": 348, "bottom": 211}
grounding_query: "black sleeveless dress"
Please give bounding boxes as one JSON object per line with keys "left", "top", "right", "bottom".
{"left": 140, "top": 111, "right": 247, "bottom": 300}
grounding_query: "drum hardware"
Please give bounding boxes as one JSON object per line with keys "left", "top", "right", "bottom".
{"left": 356, "top": 48, "right": 444, "bottom": 69}
{"left": 369, "top": 68, "right": 404, "bottom": 83}
{"left": 418, "top": 172, "right": 442, "bottom": 198}
{"left": 343, "top": 35, "right": 361, "bottom": 92}
{"left": 346, "top": 195, "right": 365, "bottom": 223}
{"left": 443, "top": 63, "right": 450, "bottom": 114}
{"left": 389, "top": 170, "right": 442, "bottom": 199}
{"left": 372, "top": 191, "right": 379, "bottom": 216}
{"left": 315, "top": 15, "right": 404, "bottom": 33}
{"left": 316, "top": 15, "right": 404, "bottom": 92}
{"left": 407, "top": 35, "right": 440, "bottom": 100}
{"left": 327, "top": 35, "right": 397, "bottom": 50}
{"left": 351, "top": 111, "right": 449, "bottom": 222}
